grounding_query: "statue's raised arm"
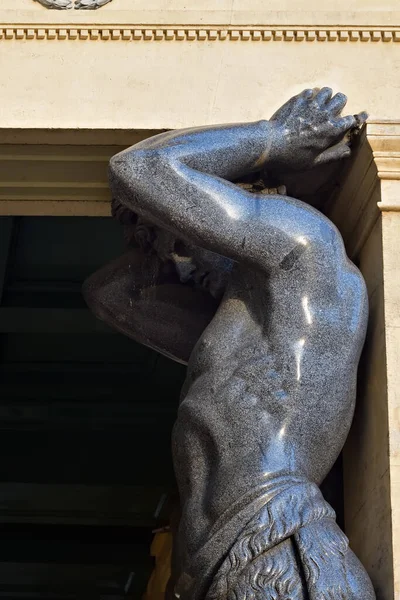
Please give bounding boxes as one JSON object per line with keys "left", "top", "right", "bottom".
{"left": 109, "top": 88, "right": 363, "bottom": 272}
{"left": 85, "top": 88, "right": 375, "bottom": 600}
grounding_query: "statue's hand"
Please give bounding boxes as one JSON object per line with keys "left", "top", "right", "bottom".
{"left": 269, "top": 87, "right": 367, "bottom": 171}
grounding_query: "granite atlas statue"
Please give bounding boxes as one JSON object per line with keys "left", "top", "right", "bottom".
{"left": 84, "top": 88, "right": 375, "bottom": 600}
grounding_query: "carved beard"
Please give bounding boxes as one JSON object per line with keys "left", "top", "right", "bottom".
{"left": 111, "top": 175, "right": 289, "bottom": 301}
{"left": 112, "top": 200, "right": 233, "bottom": 301}
{"left": 133, "top": 219, "right": 233, "bottom": 301}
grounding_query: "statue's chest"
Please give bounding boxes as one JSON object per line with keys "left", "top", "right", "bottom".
{"left": 187, "top": 308, "right": 265, "bottom": 392}
{"left": 186, "top": 267, "right": 270, "bottom": 380}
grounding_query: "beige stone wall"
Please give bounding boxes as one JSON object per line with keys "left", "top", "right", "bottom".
{"left": 3, "top": 1, "right": 398, "bottom": 13}
{"left": 382, "top": 208, "right": 400, "bottom": 598}
{"left": 0, "top": 2, "right": 399, "bottom": 128}
{"left": 2, "top": 0, "right": 399, "bottom": 15}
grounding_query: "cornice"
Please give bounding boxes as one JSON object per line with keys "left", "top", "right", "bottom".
{"left": 0, "top": 24, "right": 400, "bottom": 42}
{"left": 0, "top": 123, "right": 400, "bottom": 218}
{"left": 0, "top": 141, "right": 119, "bottom": 216}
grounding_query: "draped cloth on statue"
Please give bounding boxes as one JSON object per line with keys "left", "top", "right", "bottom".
{"left": 175, "top": 474, "right": 352, "bottom": 600}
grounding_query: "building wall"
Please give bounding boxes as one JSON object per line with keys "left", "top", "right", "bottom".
{"left": 0, "top": 1, "right": 399, "bottom": 128}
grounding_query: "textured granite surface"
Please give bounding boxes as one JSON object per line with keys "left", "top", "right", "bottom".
{"left": 84, "top": 88, "right": 375, "bottom": 599}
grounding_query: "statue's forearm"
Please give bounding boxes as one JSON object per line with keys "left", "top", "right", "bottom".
{"left": 127, "top": 119, "right": 277, "bottom": 181}
{"left": 109, "top": 118, "right": 334, "bottom": 270}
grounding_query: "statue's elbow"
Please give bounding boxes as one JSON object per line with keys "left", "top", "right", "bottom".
{"left": 108, "top": 149, "right": 148, "bottom": 199}
{"left": 109, "top": 149, "right": 139, "bottom": 180}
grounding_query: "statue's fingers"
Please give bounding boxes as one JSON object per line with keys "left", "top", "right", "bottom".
{"left": 355, "top": 111, "right": 368, "bottom": 126}
{"left": 301, "top": 89, "right": 315, "bottom": 100}
{"left": 270, "top": 87, "right": 319, "bottom": 120}
{"left": 314, "top": 87, "right": 333, "bottom": 105}
{"left": 328, "top": 92, "right": 348, "bottom": 115}
{"left": 336, "top": 114, "right": 358, "bottom": 133}
{"left": 315, "top": 143, "right": 351, "bottom": 165}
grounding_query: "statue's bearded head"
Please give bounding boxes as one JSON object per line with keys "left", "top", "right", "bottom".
{"left": 110, "top": 176, "right": 293, "bottom": 301}
{"left": 83, "top": 198, "right": 232, "bottom": 363}
{"left": 112, "top": 199, "right": 233, "bottom": 301}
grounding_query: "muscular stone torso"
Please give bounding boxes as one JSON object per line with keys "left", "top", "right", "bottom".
{"left": 173, "top": 243, "right": 367, "bottom": 556}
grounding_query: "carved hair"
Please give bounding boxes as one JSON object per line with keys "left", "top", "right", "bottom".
{"left": 111, "top": 198, "right": 233, "bottom": 300}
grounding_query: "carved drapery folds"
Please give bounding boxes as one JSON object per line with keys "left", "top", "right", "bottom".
{"left": 34, "top": 0, "right": 113, "bottom": 9}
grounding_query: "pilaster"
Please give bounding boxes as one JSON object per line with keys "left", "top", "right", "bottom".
{"left": 327, "top": 122, "right": 400, "bottom": 600}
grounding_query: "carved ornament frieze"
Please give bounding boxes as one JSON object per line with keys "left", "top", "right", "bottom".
{"left": 34, "top": 0, "right": 113, "bottom": 9}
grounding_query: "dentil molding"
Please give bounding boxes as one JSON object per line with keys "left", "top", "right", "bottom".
{"left": 0, "top": 25, "right": 399, "bottom": 41}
